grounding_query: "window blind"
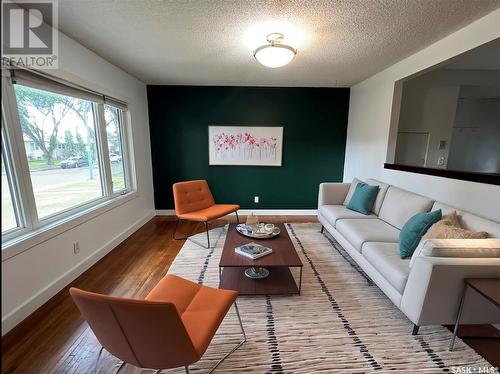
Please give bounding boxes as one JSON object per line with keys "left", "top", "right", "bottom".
{"left": 11, "top": 69, "right": 128, "bottom": 111}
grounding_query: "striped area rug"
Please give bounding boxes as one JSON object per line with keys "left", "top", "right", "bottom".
{"left": 160, "top": 223, "right": 495, "bottom": 373}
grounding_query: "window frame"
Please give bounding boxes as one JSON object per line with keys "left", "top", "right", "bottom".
{"left": 104, "top": 104, "right": 130, "bottom": 196}
{"left": 1, "top": 125, "right": 25, "bottom": 239}
{"left": 1, "top": 71, "right": 136, "bottom": 254}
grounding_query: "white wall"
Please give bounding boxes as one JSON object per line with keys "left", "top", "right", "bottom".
{"left": 398, "top": 82, "right": 459, "bottom": 168}
{"left": 344, "top": 8, "right": 500, "bottom": 221}
{"left": 1, "top": 29, "right": 155, "bottom": 334}
{"left": 448, "top": 95, "right": 499, "bottom": 173}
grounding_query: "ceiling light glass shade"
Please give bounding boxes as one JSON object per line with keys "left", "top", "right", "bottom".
{"left": 253, "top": 44, "right": 297, "bottom": 68}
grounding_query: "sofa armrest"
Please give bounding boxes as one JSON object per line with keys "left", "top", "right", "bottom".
{"left": 410, "top": 238, "right": 500, "bottom": 267}
{"left": 401, "top": 256, "right": 500, "bottom": 326}
{"left": 318, "top": 183, "right": 350, "bottom": 207}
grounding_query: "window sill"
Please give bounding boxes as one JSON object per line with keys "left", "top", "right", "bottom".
{"left": 1, "top": 191, "right": 138, "bottom": 262}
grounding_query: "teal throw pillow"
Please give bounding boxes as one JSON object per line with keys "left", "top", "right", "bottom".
{"left": 346, "top": 182, "right": 380, "bottom": 215}
{"left": 399, "top": 209, "right": 442, "bottom": 258}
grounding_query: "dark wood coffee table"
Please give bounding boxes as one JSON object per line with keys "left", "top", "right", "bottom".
{"left": 219, "top": 223, "right": 303, "bottom": 295}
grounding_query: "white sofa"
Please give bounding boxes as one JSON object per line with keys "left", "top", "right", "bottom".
{"left": 318, "top": 179, "right": 500, "bottom": 334}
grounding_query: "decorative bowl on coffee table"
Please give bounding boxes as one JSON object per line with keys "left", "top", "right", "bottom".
{"left": 236, "top": 223, "right": 281, "bottom": 239}
{"left": 244, "top": 267, "right": 270, "bottom": 279}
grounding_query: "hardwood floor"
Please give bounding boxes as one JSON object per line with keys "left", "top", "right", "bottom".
{"left": 2, "top": 216, "right": 499, "bottom": 373}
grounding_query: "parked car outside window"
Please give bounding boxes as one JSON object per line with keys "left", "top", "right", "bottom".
{"left": 109, "top": 153, "right": 122, "bottom": 163}
{"left": 60, "top": 156, "right": 89, "bottom": 169}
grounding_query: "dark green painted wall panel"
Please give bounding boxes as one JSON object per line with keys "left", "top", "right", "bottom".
{"left": 147, "top": 86, "right": 350, "bottom": 209}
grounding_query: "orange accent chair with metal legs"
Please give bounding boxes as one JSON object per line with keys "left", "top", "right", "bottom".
{"left": 70, "top": 274, "right": 246, "bottom": 374}
{"left": 173, "top": 180, "right": 240, "bottom": 248}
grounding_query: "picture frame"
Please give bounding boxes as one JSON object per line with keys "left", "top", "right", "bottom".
{"left": 208, "top": 126, "right": 284, "bottom": 166}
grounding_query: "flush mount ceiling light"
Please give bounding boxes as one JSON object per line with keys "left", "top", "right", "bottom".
{"left": 253, "top": 33, "right": 297, "bottom": 68}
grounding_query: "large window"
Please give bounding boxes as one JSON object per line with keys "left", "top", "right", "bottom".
{"left": 15, "top": 85, "right": 104, "bottom": 219}
{"left": 1, "top": 69, "right": 133, "bottom": 244}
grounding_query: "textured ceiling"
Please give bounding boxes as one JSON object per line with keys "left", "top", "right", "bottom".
{"left": 57, "top": 0, "right": 500, "bottom": 86}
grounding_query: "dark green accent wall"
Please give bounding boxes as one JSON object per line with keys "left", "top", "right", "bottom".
{"left": 147, "top": 86, "right": 350, "bottom": 209}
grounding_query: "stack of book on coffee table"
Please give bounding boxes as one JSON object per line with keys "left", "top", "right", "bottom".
{"left": 234, "top": 243, "right": 272, "bottom": 260}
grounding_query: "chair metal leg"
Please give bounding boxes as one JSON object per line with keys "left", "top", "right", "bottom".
{"left": 94, "top": 346, "right": 104, "bottom": 373}
{"left": 185, "top": 366, "right": 190, "bottom": 374}
{"left": 234, "top": 301, "right": 247, "bottom": 341}
{"left": 173, "top": 218, "right": 214, "bottom": 249}
{"left": 116, "top": 360, "right": 126, "bottom": 373}
{"left": 173, "top": 218, "right": 189, "bottom": 240}
{"left": 207, "top": 301, "right": 246, "bottom": 374}
{"left": 450, "top": 284, "right": 468, "bottom": 351}
{"left": 206, "top": 221, "right": 210, "bottom": 249}
{"left": 298, "top": 267, "right": 303, "bottom": 294}
{"left": 94, "top": 346, "right": 126, "bottom": 374}
{"left": 320, "top": 225, "right": 324, "bottom": 233}
{"left": 235, "top": 211, "right": 240, "bottom": 223}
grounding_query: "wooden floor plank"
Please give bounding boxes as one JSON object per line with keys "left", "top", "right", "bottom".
{"left": 2, "top": 215, "right": 498, "bottom": 373}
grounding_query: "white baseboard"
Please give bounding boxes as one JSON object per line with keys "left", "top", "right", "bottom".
{"left": 155, "top": 209, "right": 317, "bottom": 216}
{"left": 1, "top": 210, "right": 155, "bottom": 336}
{"left": 156, "top": 209, "right": 176, "bottom": 215}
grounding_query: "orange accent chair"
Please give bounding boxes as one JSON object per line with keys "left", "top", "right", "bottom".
{"left": 173, "top": 180, "right": 240, "bottom": 248}
{"left": 70, "top": 275, "right": 246, "bottom": 374}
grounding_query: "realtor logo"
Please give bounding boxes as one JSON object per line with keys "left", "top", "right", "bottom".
{"left": 1, "top": 0, "right": 58, "bottom": 68}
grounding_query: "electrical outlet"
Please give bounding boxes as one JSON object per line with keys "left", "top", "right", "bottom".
{"left": 437, "top": 157, "right": 445, "bottom": 166}
{"left": 254, "top": 196, "right": 259, "bottom": 203}
{"left": 73, "top": 242, "right": 80, "bottom": 255}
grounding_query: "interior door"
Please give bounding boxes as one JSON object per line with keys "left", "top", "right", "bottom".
{"left": 394, "top": 132, "right": 429, "bottom": 166}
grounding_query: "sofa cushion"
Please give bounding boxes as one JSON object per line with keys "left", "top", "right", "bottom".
{"left": 399, "top": 210, "right": 442, "bottom": 259}
{"left": 343, "top": 178, "right": 362, "bottom": 205}
{"left": 432, "top": 201, "right": 500, "bottom": 238}
{"left": 423, "top": 221, "right": 488, "bottom": 240}
{"left": 336, "top": 218, "right": 400, "bottom": 252}
{"left": 365, "top": 179, "right": 390, "bottom": 215}
{"left": 460, "top": 212, "right": 500, "bottom": 239}
{"left": 378, "top": 186, "right": 434, "bottom": 230}
{"left": 362, "top": 242, "right": 410, "bottom": 294}
{"left": 439, "top": 212, "right": 462, "bottom": 228}
{"left": 346, "top": 183, "right": 380, "bottom": 215}
{"left": 431, "top": 202, "right": 458, "bottom": 216}
{"left": 319, "top": 205, "right": 377, "bottom": 227}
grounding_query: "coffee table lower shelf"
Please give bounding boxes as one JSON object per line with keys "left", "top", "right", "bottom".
{"left": 219, "top": 266, "right": 301, "bottom": 295}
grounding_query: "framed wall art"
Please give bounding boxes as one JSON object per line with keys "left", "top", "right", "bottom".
{"left": 209, "top": 126, "right": 283, "bottom": 166}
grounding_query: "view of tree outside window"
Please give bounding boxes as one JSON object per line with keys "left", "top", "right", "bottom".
{"left": 14, "top": 84, "right": 103, "bottom": 219}
{"left": 104, "top": 104, "right": 127, "bottom": 192}
{"left": 1, "top": 70, "right": 132, "bottom": 243}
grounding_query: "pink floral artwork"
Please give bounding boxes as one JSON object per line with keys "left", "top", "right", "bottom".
{"left": 209, "top": 126, "right": 283, "bottom": 166}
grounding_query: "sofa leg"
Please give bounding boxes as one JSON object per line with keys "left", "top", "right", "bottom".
{"left": 320, "top": 225, "right": 324, "bottom": 234}
{"left": 412, "top": 324, "right": 420, "bottom": 335}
